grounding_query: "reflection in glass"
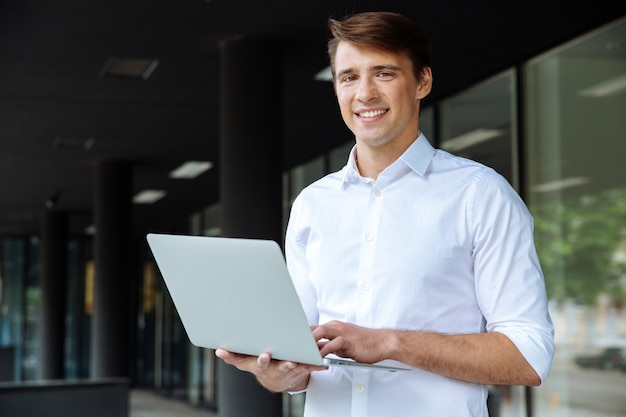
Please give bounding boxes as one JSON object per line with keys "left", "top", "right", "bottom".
{"left": 525, "top": 16, "right": 626, "bottom": 417}
{"left": 439, "top": 70, "right": 519, "bottom": 189}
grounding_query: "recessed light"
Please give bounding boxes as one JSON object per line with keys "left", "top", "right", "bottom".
{"left": 578, "top": 73, "right": 626, "bottom": 97}
{"left": 101, "top": 57, "right": 159, "bottom": 80}
{"left": 169, "top": 161, "right": 214, "bottom": 179}
{"left": 53, "top": 137, "right": 95, "bottom": 151}
{"left": 531, "top": 177, "right": 590, "bottom": 193}
{"left": 133, "top": 190, "right": 166, "bottom": 204}
{"left": 314, "top": 66, "right": 333, "bottom": 82}
{"left": 441, "top": 128, "right": 502, "bottom": 152}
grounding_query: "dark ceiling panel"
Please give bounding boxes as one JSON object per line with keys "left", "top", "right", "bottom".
{"left": 0, "top": 0, "right": 623, "bottom": 235}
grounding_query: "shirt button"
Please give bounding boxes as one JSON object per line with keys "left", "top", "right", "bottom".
{"left": 356, "top": 384, "right": 365, "bottom": 393}
{"left": 374, "top": 190, "right": 381, "bottom": 197}
{"left": 361, "top": 283, "right": 370, "bottom": 291}
{"left": 366, "top": 234, "right": 374, "bottom": 241}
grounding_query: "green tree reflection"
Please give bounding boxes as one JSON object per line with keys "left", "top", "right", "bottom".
{"left": 532, "top": 188, "right": 626, "bottom": 308}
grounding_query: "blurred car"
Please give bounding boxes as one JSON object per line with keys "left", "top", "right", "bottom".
{"left": 574, "top": 347, "right": 626, "bottom": 371}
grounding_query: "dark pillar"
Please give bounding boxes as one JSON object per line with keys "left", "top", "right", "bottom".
{"left": 217, "top": 36, "right": 284, "bottom": 417}
{"left": 38, "top": 210, "right": 68, "bottom": 380}
{"left": 90, "top": 160, "right": 133, "bottom": 378}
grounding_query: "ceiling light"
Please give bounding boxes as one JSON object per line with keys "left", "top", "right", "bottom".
{"left": 440, "top": 128, "right": 503, "bottom": 152}
{"left": 314, "top": 66, "right": 333, "bottom": 81}
{"left": 578, "top": 73, "right": 626, "bottom": 97}
{"left": 101, "top": 57, "right": 159, "bottom": 80}
{"left": 133, "top": 190, "right": 166, "bottom": 204}
{"left": 531, "top": 177, "right": 590, "bottom": 193}
{"left": 53, "top": 137, "right": 95, "bottom": 151}
{"left": 169, "top": 161, "right": 214, "bottom": 179}
{"left": 205, "top": 226, "right": 222, "bottom": 236}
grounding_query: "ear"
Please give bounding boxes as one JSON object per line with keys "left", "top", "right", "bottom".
{"left": 415, "top": 67, "right": 433, "bottom": 100}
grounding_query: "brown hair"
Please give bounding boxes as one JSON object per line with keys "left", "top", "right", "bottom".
{"left": 327, "top": 11, "right": 431, "bottom": 82}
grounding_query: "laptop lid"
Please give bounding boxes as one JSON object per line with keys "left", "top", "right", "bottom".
{"left": 146, "top": 233, "right": 409, "bottom": 371}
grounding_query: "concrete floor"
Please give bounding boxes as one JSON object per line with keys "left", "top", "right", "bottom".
{"left": 130, "top": 390, "right": 217, "bottom": 417}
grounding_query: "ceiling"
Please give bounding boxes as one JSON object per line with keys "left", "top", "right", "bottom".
{"left": 0, "top": 0, "right": 624, "bottom": 236}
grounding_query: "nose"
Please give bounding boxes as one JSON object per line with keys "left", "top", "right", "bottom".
{"left": 355, "top": 78, "right": 378, "bottom": 102}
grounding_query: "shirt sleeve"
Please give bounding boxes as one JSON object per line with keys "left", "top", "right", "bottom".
{"left": 470, "top": 168, "right": 555, "bottom": 383}
{"left": 285, "top": 193, "right": 320, "bottom": 326}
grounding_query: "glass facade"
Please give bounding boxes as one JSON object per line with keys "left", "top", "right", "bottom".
{"left": 524, "top": 17, "right": 626, "bottom": 417}
{"left": 0, "top": 15, "right": 624, "bottom": 417}
{"left": 0, "top": 237, "right": 38, "bottom": 382}
{"left": 439, "top": 70, "right": 519, "bottom": 188}
{"left": 65, "top": 237, "right": 92, "bottom": 379}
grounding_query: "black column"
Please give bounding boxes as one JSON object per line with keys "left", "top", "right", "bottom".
{"left": 217, "top": 36, "right": 284, "bottom": 417}
{"left": 90, "top": 160, "right": 133, "bottom": 378}
{"left": 38, "top": 210, "right": 68, "bottom": 380}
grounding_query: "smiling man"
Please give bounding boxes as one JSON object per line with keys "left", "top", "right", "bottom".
{"left": 216, "top": 11, "right": 555, "bottom": 417}
{"left": 332, "top": 37, "right": 430, "bottom": 179}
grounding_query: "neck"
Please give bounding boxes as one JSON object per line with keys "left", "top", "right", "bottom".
{"left": 355, "top": 135, "right": 418, "bottom": 180}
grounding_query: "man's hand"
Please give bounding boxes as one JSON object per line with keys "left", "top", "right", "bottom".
{"left": 312, "top": 320, "right": 392, "bottom": 364}
{"left": 313, "top": 320, "right": 542, "bottom": 386}
{"left": 215, "top": 349, "right": 327, "bottom": 393}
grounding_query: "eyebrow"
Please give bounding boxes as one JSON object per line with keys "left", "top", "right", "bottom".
{"left": 336, "top": 64, "right": 403, "bottom": 80}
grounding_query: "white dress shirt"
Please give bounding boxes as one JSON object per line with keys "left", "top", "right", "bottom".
{"left": 284, "top": 133, "right": 555, "bottom": 417}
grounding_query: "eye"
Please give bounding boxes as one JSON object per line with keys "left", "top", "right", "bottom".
{"left": 341, "top": 75, "right": 357, "bottom": 83}
{"left": 377, "top": 72, "right": 394, "bottom": 79}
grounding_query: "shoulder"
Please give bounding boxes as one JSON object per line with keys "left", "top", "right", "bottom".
{"left": 433, "top": 149, "right": 515, "bottom": 193}
{"left": 289, "top": 168, "right": 345, "bottom": 216}
{"left": 431, "top": 150, "right": 529, "bottom": 218}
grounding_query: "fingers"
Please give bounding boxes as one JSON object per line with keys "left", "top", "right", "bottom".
{"left": 215, "top": 348, "right": 326, "bottom": 392}
{"left": 257, "top": 354, "right": 300, "bottom": 374}
{"left": 312, "top": 320, "right": 346, "bottom": 339}
{"left": 311, "top": 321, "right": 368, "bottom": 359}
{"left": 257, "top": 352, "right": 271, "bottom": 368}
{"left": 216, "top": 349, "right": 304, "bottom": 374}
{"left": 215, "top": 348, "right": 258, "bottom": 371}
{"left": 214, "top": 348, "right": 234, "bottom": 362}
{"left": 320, "top": 336, "right": 351, "bottom": 357}
{"left": 312, "top": 321, "right": 346, "bottom": 346}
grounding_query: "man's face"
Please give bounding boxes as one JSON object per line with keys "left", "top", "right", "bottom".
{"left": 333, "top": 41, "right": 430, "bottom": 150}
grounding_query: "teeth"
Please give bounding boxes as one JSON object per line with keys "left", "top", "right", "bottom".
{"left": 359, "top": 109, "right": 387, "bottom": 118}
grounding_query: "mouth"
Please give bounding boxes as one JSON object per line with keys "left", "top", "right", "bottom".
{"left": 356, "top": 109, "right": 388, "bottom": 118}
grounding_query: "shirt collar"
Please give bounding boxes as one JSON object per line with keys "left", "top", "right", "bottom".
{"left": 339, "top": 132, "right": 436, "bottom": 189}
{"left": 337, "top": 144, "right": 360, "bottom": 188}
{"left": 399, "top": 132, "right": 436, "bottom": 177}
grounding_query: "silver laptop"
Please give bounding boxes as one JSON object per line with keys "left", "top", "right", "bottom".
{"left": 146, "top": 233, "right": 409, "bottom": 372}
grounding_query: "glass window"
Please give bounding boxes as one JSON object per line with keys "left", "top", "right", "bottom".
{"left": 0, "top": 237, "right": 40, "bottom": 382}
{"left": 290, "top": 157, "right": 325, "bottom": 200}
{"left": 283, "top": 156, "right": 326, "bottom": 233}
{"left": 328, "top": 141, "right": 353, "bottom": 172}
{"left": 65, "top": 237, "right": 92, "bottom": 379}
{"left": 524, "top": 17, "right": 626, "bottom": 417}
{"left": 439, "top": 69, "right": 519, "bottom": 189}
{"left": 420, "top": 105, "right": 435, "bottom": 142}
